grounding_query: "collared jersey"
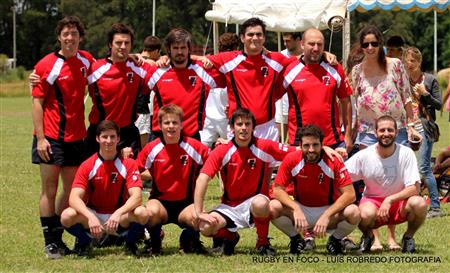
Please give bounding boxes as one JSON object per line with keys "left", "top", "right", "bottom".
{"left": 146, "top": 60, "right": 220, "bottom": 137}
{"left": 208, "top": 51, "right": 295, "bottom": 125}
{"left": 87, "top": 58, "right": 151, "bottom": 128}
{"left": 282, "top": 59, "right": 352, "bottom": 146}
{"left": 273, "top": 150, "right": 352, "bottom": 207}
{"left": 72, "top": 153, "right": 142, "bottom": 214}
{"left": 137, "top": 136, "right": 209, "bottom": 201}
{"left": 201, "top": 137, "right": 296, "bottom": 206}
{"left": 32, "top": 50, "right": 95, "bottom": 141}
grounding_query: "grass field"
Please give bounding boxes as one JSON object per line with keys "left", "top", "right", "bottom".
{"left": 0, "top": 94, "right": 449, "bottom": 273}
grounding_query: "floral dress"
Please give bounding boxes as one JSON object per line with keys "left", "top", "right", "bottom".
{"left": 351, "top": 58, "right": 412, "bottom": 134}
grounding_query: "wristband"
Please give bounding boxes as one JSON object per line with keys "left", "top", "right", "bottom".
{"left": 407, "top": 122, "right": 414, "bottom": 127}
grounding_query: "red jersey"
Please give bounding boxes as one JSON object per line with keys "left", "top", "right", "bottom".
{"left": 208, "top": 51, "right": 295, "bottom": 125}
{"left": 72, "top": 153, "right": 142, "bottom": 214}
{"left": 282, "top": 59, "right": 352, "bottom": 146}
{"left": 32, "top": 51, "right": 95, "bottom": 141}
{"left": 273, "top": 150, "right": 352, "bottom": 207}
{"left": 200, "top": 137, "right": 296, "bottom": 206}
{"left": 137, "top": 136, "right": 209, "bottom": 201}
{"left": 147, "top": 60, "right": 220, "bottom": 137}
{"left": 87, "top": 58, "right": 151, "bottom": 128}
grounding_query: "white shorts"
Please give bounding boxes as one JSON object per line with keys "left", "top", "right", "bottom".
{"left": 227, "top": 119, "right": 279, "bottom": 142}
{"left": 294, "top": 202, "right": 334, "bottom": 232}
{"left": 200, "top": 117, "right": 228, "bottom": 147}
{"left": 213, "top": 194, "right": 269, "bottom": 232}
{"left": 87, "top": 208, "right": 112, "bottom": 225}
{"left": 275, "top": 94, "right": 288, "bottom": 124}
{"left": 135, "top": 113, "right": 151, "bottom": 135}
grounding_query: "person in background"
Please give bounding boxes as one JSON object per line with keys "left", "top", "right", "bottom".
{"left": 385, "top": 35, "right": 405, "bottom": 59}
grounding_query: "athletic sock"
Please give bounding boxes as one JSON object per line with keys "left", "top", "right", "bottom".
{"left": 50, "top": 215, "right": 64, "bottom": 243}
{"left": 66, "top": 223, "right": 92, "bottom": 246}
{"left": 332, "top": 220, "right": 357, "bottom": 240}
{"left": 125, "top": 222, "right": 145, "bottom": 244}
{"left": 214, "top": 228, "right": 237, "bottom": 241}
{"left": 254, "top": 216, "right": 271, "bottom": 247}
{"left": 149, "top": 224, "right": 163, "bottom": 244}
{"left": 272, "top": 216, "right": 298, "bottom": 237}
{"left": 40, "top": 216, "right": 56, "bottom": 246}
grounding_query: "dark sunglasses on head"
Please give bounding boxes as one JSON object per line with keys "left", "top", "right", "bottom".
{"left": 362, "top": 41, "right": 379, "bottom": 48}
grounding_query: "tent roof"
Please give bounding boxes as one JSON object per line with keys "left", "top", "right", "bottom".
{"left": 205, "top": 0, "right": 347, "bottom": 32}
{"left": 348, "top": 0, "right": 450, "bottom": 12}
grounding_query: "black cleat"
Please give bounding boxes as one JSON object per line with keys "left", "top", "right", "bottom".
{"left": 401, "top": 236, "right": 416, "bottom": 253}
{"left": 143, "top": 238, "right": 161, "bottom": 256}
{"left": 125, "top": 242, "right": 139, "bottom": 256}
{"left": 303, "top": 238, "right": 316, "bottom": 251}
{"left": 44, "top": 243, "right": 63, "bottom": 259}
{"left": 72, "top": 241, "right": 92, "bottom": 257}
{"left": 358, "top": 234, "right": 374, "bottom": 254}
{"left": 289, "top": 236, "right": 305, "bottom": 254}
{"left": 341, "top": 237, "right": 358, "bottom": 251}
{"left": 55, "top": 240, "right": 73, "bottom": 255}
{"left": 257, "top": 242, "right": 277, "bottom": 256}
{"left": 179, "top": 229, "right": 208, "bottom": 254}
{"left": 326, "top": 236, "right": 344, "bottom": 255}
{"left": 215, "top": 232, "right": 240, "bottom": 256}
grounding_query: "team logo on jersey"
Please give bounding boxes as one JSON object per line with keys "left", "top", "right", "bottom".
{"left": 80, "top": 67, "right": 86, "bottom": 77}
{"left": 318, "top": 173, "right": 324, "bottom": 184}
{"left": 261, "top": 66, "right": 269, "bottom": 77}
{"left": 278, "top": 143, "right": 288, "bottom": 152}
{"left": 339, "top": 167, "right": 348, "bottom": 179}
{"left": 248, "top": 158, "right": 256, "bottom": 169}
{"left": 110, "top": 172, "right": 119, "bottom": 183}
{"left": 188, "top": 76, "right": 197, "bottom": 86}
{"left": 180, "top": 155, "right": 189, "bottom": 166}
{"left": 127, "top": 72, "right": 134, "bottom": 83}
{"left": 322, "top": 76, "right": 331, "bottom": 85}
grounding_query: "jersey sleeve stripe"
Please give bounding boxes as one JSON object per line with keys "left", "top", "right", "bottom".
{"left": 145, "top": 142, "right": 165, "bottom": 169}
{"left": 222, "top": 145, "right": 237, "bottom": 166}
{"left": 46, "top": 58, "right": 64, "bottom": 85}
{"left": 148, "top": 67, "right": 169, "bottom": 90}
{"left": 76, "top": 52, "right": 91, "bottom": 70}
{"left": 318, "top": 159, "right": 335, "bottom": 179}
{"left": 320, "top": 62, "right": 341, "bottom": 87}
{"left": 114, "top": 158, "right": 127, "bottom": 179}
{"left": 126, "top": 61, "right": 147, "bottom": 78}
{"left": 88, "top": 158, "right": 103, "bottom": 180}
{"left": 291, "top": 159, "right": 305, "bottom": 177}
{"left": 283, "top": 62, "right": 305, "bottom": 89}
{"left": 87, "top": 62, "right": 112, "bottom": 85}
{"left": 180, "top": 141, "right": 203, "bottom": 165}
{"left": 262, "top": 54, "right": 284, "bottom": 73}
{"left": 218, "top": 54, "right": 246, "bottom": 74}
{"left": 250, "top": 145, "right": 276, "bottom": 163}
{"left": 189, "top": 63, "right": 217, "bottom": 89}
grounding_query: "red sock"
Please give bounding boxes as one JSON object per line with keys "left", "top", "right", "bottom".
{"left": 254, "top": 216, "right": 270, "bottom": 247}
{"left": 214, "top": 228, "right": 236, "bottom": 241}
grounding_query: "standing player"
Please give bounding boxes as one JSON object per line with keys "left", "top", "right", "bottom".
{"left": 146, "top": 28, "right": 220, "bottom": 141}
{"left": 194, "top": 108, "right": 298, "bottom": 256}
{"left": 86, "top": 23, "right": 151, "bottom": 158}
{"left": 345, "top": 115, "right": 427, "bottom": 253}
{"left": 60, "top": 120, "right": 148, "bottom": 256}
{"left": 137, "top": 105, "right": 209, "bottom": 255}
{"left": 135, "top": 36, "right": 161, "bottom": 147}
{"left": 270, "top": 125, "right": 359, "bottom": 255}
{"left": 281, "top": 28, "right": 352, "bottom": 156}
{"left": 200, "top": 32, "right": 239, "bottom": 147}
{"left": 31, "top": 16, "right": 95, "bottom": 258}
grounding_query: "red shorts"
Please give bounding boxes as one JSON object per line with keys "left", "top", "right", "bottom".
{"left": 360, "top": 196, "right": 408, "bottom": 229}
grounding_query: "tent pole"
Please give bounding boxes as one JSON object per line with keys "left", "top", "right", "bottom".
{"left": 434, "top": 10, "right": 437, "bottom": 75}
{"left": 213, "top": 21, "right": 219, "bottom": 54}
{"left": 343, "top": 10, "right": 351, "bottom": 71}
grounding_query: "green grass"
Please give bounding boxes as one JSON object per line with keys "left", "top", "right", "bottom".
{"left": 1, "top": 96, "right": 449, "bottom": 273}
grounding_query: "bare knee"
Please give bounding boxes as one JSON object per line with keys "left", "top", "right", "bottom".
{"left": 407, "top": 196, "right": 427, "bottom": 214}
{"left": 133, "top": 206, "right": 149, "bottom": 225}
{"left": 60, "top": 207, "right": 77, "bottom": 227}
{"left": 269, "top": 200, "right": 283, "bottom": 219}
{"left": 359, "top": 203, "right": 377, "bottom": 222}
{"left": 344, "top": 204, "right": 361, "bottom": 225}
{"left": 251, "top": 195, "right": 270, "bottom": 217}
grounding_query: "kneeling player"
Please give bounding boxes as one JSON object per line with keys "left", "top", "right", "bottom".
{"left": 60, "top": 120, "right": 149, "bottom": 256}
{"left": 137, "top": 105, "right": 210, "bottom": 255}
{"left": 270, "top": 125, "right": 360, "bottom": 255}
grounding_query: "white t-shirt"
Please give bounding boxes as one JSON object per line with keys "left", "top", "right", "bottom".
{"left": 204, "top": 87, "right": 228, "bottom": 120}
{"left": 345, "top": 143, "right": 420, "bottom": 198}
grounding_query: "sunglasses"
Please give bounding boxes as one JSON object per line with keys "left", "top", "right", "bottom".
{"left": 362, "top": 41, "right": 379, "bottom": 48}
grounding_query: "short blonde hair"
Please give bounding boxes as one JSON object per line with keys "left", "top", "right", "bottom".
{"left": 403, "top": 46, "right": 422, "bottom": 64}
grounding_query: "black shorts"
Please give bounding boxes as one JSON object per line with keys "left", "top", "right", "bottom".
{"left": 31, "top": 137, "right": 85, "bottom": 166}
{"left": 157, "top": 199, "right": 192, "bottom": 225}
{"left": 86, "top": 124, "right": 141, "bottom": 159}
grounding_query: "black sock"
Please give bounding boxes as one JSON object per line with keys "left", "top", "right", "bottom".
{"left": 40, "top": 216, "right": 56, "bottom": 246}
{"left": 50, "top": 215, "right": 64, "bottom": 243}
{"left": 149, "top": 224, "right": 162, "bottom": 244}
{"left": 290, "top": 234, "right": 301, "bottom": 241}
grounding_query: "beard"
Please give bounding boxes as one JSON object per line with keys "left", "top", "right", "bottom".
{"left": 377, "top": 136, "right": 395, "bottom": 148}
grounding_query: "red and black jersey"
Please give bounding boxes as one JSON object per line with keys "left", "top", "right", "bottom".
{"left": 208, "top": 51, "right": 295, "bottom": 126}
{"left": 273, "top": 150, "right": 352, "bottom": 207}
{"left": 72, "top": 153, "right": 142, "bottom": 214}
{"left": 87, "top": 58, "right": 151, "bottom": 128}
{"left": 137, "top": 136, "right": 209, "bottom": 201}
{"left": 32, "top": 50, "right": 95, "bottom": 142}
{"left": 200, "top": 137, "right": 296, "bottom": 206}
{"left": 282, "top": 58, "right": 352, "bottom": 146}
{"left": 147, "top": 60, "right": 220, "bottom": 137}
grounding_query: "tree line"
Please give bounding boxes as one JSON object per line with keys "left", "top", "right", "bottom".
{"left": 0, "top": 0, "right": 448, "bottom": 72}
